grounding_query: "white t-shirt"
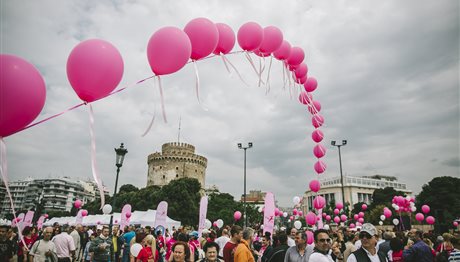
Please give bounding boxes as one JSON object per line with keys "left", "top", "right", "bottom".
{"left": 288, "top": 237, "right": 296, "bottom": 247}
{"left": 215, "top": 235, "right": 230, "bottom": 257}
{"left": 308, "top": 252, "right": 335, "bottom": 262}
{"left": 29, "top": 239, "right": 57, "bottom": 262}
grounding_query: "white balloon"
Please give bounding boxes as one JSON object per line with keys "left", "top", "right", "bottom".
{"left": 280, "top": 226, "right": 286, "bottom": 231}
{"left": 260, "top": 225, "right": 264, "bottom": 229}
{"left": 294, "top": 220, "right": 302, "bottom": 229}
{"left": 274, "top": 225, "right": 278, "bottom": 231}
{"left": 392, "top": 203, "right": 397, "bottom": 209}
{"left": 394, "top": 206, "right": 400, "bottom": 211}
{"left": 380, "top": 215, "right": 386, "bottom": 221}
{"left": 379, "top": 221, "right": 383, "bottom": 225}
{"left": 411, "top": 206, "right": 417, "bottom": 212}
{"left": 102, "top": 204, "right": 112, "bottom": 215}
{"left": 283, "top": 212, "right": 288, "bottom": 218}
{"left": 258, "top": 206, "right": 263, "bottom": 213}
{"left": 293, "top": 196, "right": 301, "bottom": 205}
{"left": 323, "top": 225, "right": 330, "bottom": 230}
{"left": 130, "top": 243, "right": 143, "bottom": 257}
{"left": 406, "top": 196, "right": 411, "bottom": 201}
{"left": 216, "top": 219, "right": 224, "bottom": 229}
{"left": 205, "top": 219, "right": 212, "bottom": 229}
{"left": 287, "top": 219, "right": 291, "bottom": 223}
{"left": 410, "top": 202, "right": 415, "bottom": 207}
{"left": 393, "top": 218, "right": 399, "bottom": 225}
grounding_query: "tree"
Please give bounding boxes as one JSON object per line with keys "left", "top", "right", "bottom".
{"left": 118, "top": 184, "right": 139, "bottom": 194}
{"left": 207, "top": 192, "right": 242, "bottom": 225}
{"left": 370, "top": 187, "right": 406, "bottom": 210}
{"left": 416, "top": 176, "right": 460, "bottom": 233}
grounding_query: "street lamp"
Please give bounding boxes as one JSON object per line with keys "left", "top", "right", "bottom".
{"left": 331, "top": 140, "right": 347, "bottom": 206}
{"left": 237, "top": 142, "right": 253, "bottom": 228}
{"left": 109, "top": 143, "right": 128, "bottom": 228}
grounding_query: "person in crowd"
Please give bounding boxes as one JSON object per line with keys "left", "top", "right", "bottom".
{"left": 287, "top": 228, "right": 297, "bottom": 247}
{"left": 448, "top": 237, "right": 460, "bottom": 261}
{"left": 342, "top": 232, "right": 357, "bottom": 262}
{"left": 402, "top": 228, "right": 433, "bottom": 262}
{"left": 199, "top": 230, "right": 209, "bottom": 249}
{"left": 0, "top": 225, "right": 16, "bottom": 261}
{"left": 166, "top": 231, "right": 179, "bottom": 261}
{"left": 215, "top": 229, "right": 230, "bottom": 259}
{"left": 52, "top": 222, "right": 61, "bottom": 239}
{"left": 284, "top": 231, "right": 314, "bottom": 262}
{"left": 171, "top": 241, "right": 191, "bottom": 262}
{"left": 52, "top": 224, "right": 76, "bottom": 262}
{"left": 308, "top": 229, "right": 342, "bottom": 262}
{"left": 198, "top": 241, "right": 222, "bottom": 262}
{"left": 266, "top": 232, "right": 289, "bottom": 262}
{"left": 122, "top": 226, "right": 136, "bottom": 262}
{"left": 18, "top": 226, "right": 37, "bottom": 262}
{"left": 377, "top": 231, "right": 393, "bottom": 259}
{"left": 79, "top": 225, "right": 90, "bottom": 260}
{"left": 70, "top": 225, "right": 81, "bottom": 261}
{"left": 29, "top": 226, "right": 57, "bottom": 262}
{"left": 347, "top": 223, "right": 388, "bottom": 262}
{"left": 234, "top": 228, "right": 255, "bottom": 262}
{"left": 137, "top": 233, "right": 156, "bottom": 262}
{"left": 158, "top": 230, "right": 167, "bottom": 262}
{"left": 112, "top": 225, "right": 123, "bottom": 262}
{"left": 388, "top": 237, "right": 403, "bottom": 262}
{"left": 223, "top": 225, "right": 242, "bottom": 262}
{"left": 89, "top": 226, "right": 113, "bottom": 262}
{"left": 207, "top": 231, "right": 217, "bottom": 243}
{"left": 437, "top": 233, "right": 455, "bottom": 258}
{"left": 189, "top": 231, "right": 202, "bottom": 261}
{"left": 257, "top": 232, "right": 271, "bottom": 262}
{"left": 83, "top": 235, "right": 95, "bottom": 262}
{"left": 422, "top": 237, "right": 437, "bottom": 258}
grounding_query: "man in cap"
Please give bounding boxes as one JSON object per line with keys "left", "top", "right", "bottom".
{"left": 347, "top": 223, "right": 388, "bottom": 262}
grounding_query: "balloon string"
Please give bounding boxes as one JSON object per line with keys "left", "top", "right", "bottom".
{"left": 158, "top": 76, "right": 168, "bottom": 123}
{"left": 220, "top": 55, "right": 232, "bottom": 74}
{"left": 192, "top": 62, "right": 208, "bottom": 111}
{"left": 88, "top": 104, "right": 105, "bottom": 209}
{"left": 221, "top": 55, "right": 250, "bottom": 87}
{"left": 282, "top": 63, "right": 287, "bottom": 90}
{"left": 244, "top": 51, "right": 260, "bottom": 80}
{"left": 265, "top": 56, "right": 273, "bottom": 95}
{"left": 141, "top": 80, "right": 157, "bottom": 137}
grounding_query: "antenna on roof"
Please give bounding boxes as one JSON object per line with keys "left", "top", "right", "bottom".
{"left": 177, "top": 116, "right": 182, "bottom": 143}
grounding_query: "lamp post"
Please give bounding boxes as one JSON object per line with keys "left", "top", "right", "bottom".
{"left": 331, "top": 140, "right": 347, "bottom": 206}
{"left": 237, "top": 142, "right": 253, "bottom": 228}
{"left": 109, "top": 143, "right": 128, "bottom": 228}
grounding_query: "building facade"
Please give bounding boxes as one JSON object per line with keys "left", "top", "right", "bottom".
{"left": 301, "top": 175, "right": 412, "bottom": 213}
{"left": 147, "top": 142, "right": 207, "bottom": 188}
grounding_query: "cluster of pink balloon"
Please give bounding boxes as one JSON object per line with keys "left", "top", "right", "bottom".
{"left": 415, "top": 204, "right": 435, "bottom": 225}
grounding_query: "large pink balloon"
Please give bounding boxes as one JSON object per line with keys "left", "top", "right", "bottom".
{"left": 336, "top": 203, "right": 344, "bottom": 210}
{"left": 184, "top": 18, "right": 219, "bottom": 60}
{"left": 325, "top": 215, "right": 331, "bottom": 221}
{"left": 298, "top": 91, "right": 312, "bottom": 105}
{"left": 383, "top": 209, "right": 392, "bottom": 218}
{"left": 312, "top": 114, "right": 324, "bottom": 128}
{"left": 74, "top": 199, "right": 82, "bottom": 209}
{"left": 304, "top": 77, "right": 318, "bottom": 92}
{"left": 308, "top": 101, "right": 321, "bottom": 114}
{"left": 81, "top": 210, "right": 88, "bottom": 216}
{"left": 313, "top": 196, "right": 326, "bottom": 209}
{"left": 234, "top": 211, "right": 242, "bottom": 221}
{"left": 415, "top": 213, "right": 424, "bottom": 222}
{"left": 273, "top": 40, "right": 291, "bottom": 60}
{"left": 294, "top": 63, "right": 308, "bottom": 79}
{"left": 309, "top": 180, "right": 321, "bottom": 193}
{"left": 426, "top": 216, "right": 435, "bottom": 225}
{"left": 361, "top": 204, "right": 368, "bottom": 211}
{"left": 453, "top": 221, "right": 458, "bottom": 227}
{"left": 286, "top": 47, "right": 305, "bottom": 66}
{"left": 147, "top": 27, "right": 192, "bottom": 75}
{"left": 294, "top": 74, "right": 307, "bottom": 85}
{"left": 306, "top": 231, "right": 314, "bottom": 244}
{"left": 125, "top": 212, "right": 132, "bottom": 218}
{"left": 237, "top": 22, "right": 264, "bottom": 51}
{"left": 312, "top": 130, "right": 324, "bottom": 143}
{"left": 358, "top": 212, "right": 365, "bottom": 218}
{"left": 354, "top": 214, "right": 359, "bottom": 220}
{"left": 333, "top": 216, "right": 341, "bottom": 224}
{"left": 259, "top": 26, "right": 283, "bottom": 54}
{"left": 213, "top": 23, "right": 235, "bottom": 55}
{"left": 305, "top": 212, "right": 317, "bottom": 225}
{"left": 358, "top": 217, "right": 364, "bottom": 223}
{"left": 314, "top": 160, "right": 326, "bottom": 174}
{"left": 340, "top": 215, "right": 347, "bottom": 222}
{"left": 313, "top": 144, "right": 326, "bottom": 158}
{"left": 421, "top": 205, "right": 430, "bottom": 214}
{"left": 334, "top": 209, "right": 340, "bottom": 215}
{"left": 0, "top": 55, "right": 46, "bottom": 137}
{"left": 67, "top": 39, "right": 124, "bottom": 103}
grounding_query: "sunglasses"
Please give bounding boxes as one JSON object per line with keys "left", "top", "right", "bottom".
{"left": 318, "top": 238, "right": 332, "bottom": 243}
{"left": 359, "top": 232, "right": 373, "bottom": 239}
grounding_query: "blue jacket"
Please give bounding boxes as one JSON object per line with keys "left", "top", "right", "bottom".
{"left": 402, "top": 240, "right": 433, "bottom": 262}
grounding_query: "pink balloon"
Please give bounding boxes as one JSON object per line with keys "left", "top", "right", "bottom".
{"left": 349, "top": 223, "right": 355, "bottom": 228}
{"left": 293, "top": 209, "right": 298, "bottom": 215}
{"left": 147, "top": 27, "right": 192, "bottom": 75}
{"left": 290, "top": 216, "right": 294, "bottom": 220}
{"left": 304, "top": 77, "right": 318, "bottom": 92}
{"left": 426, "top": 216, "right": 435, "bottom": 225}
{"left": 184, "top": 18, "right": 219, "bottom": 60}
{"left": 234, "top": 211, "right": 242, "bottom": 221}
{"left": 259, "top": 26, "right": 283, "bottom": 53}
{"left": 415, "top": 213, "right": 424, "bottom": 222}
{"left": 325, "top": 215, "right": 331, "bottom": 221}
{"left": 273, "top": 40, "right": 291, "bottom": 60}
{"left": 314, "top": 160, "right": 327, "bottom": 174}
{"left": 311, "top": 130, "right": 324, "bottom": 143}
{"left": 313, "top": 196, "right": 326, "bottom": 209}
{"left": 309, "top": 180, "right": 321, "bottom": 193}
{"left": 358, "top": 212, "right": 364, "bottom": 218}
{"left": 125, "top": 212, "right": 131, "bottom": 218}
{"left": 334, "top": 208, "right": 340, "bottom": 215}
{"left": 421, "top": 205, "right": 430, "bottom": 214}
{"left": 237, "top": 22, "right": 264, "bottom": 51}
{"left": 298, "top": 211, "right": 303, "bottom": 216}
{"left": 114, "top": 220, "right": 118, "bottom": 224}
{"left": 67, "top": 39, "right": 123, "bottom": 103}
{"left": 354, "top": 214, "right": 359, "bottom": 220}
{"left": 333, "top": 216, "right": 341, "bottom": 224}
{"left": 305, "top": 212, "right": 317, "bottom": 225}
{"left": 44, "top": 214, "right": 49, "bottom": 218}
{"left": 312, "top": 114, "right": 324, "bottom": 128}
{"left": 362, "top": 204, "right": 368, "bottom": 211}
{"left": 74, "top": 199, "right": 82, "bottom": 209}
{"left": 340, "top": 215, "right": 347, "bottom": 222}
{"left": 298, "top": 91, "right": 312, "bottom": 105}
{"left": 322, "top": 213, "right": 327, "bottom": 218}
{"left": 294, "top": 75, "right": 307, "bottom": 84}
{"left": 358, "top": 217, "right": 364, "bottom": 224}
{"left": 308, "top": 101, "right": 321, "bottom": 114}
{"left": 336, "top": 203, "right": 344, "bottom": 210}
{"left": 306, "top": 231, "right": 314, "bottom": 245}
{"left": 313, "top": 144, "right": 326, "bottom": 158}
{"left": 453, "top": 221, "right": 458, "bottom": 227}
{"left": 0, "top": 55, "right": 46, "bottom": 137}
{"left": 294, "top": 63, "right": 308, "bottom": 79}
{"left": 287, "top": 46, "right": 305, "bottom": 66}
{"left": 213, "top": 23, "right": 235, "bottom": 55}
{"left": 81, "top": 210, "right": 88, "bottom": 217}
{"left": 383, "top": 209, "right": 392, "bottom": 218}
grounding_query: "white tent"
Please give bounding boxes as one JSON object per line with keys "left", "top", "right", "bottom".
{"left": 43, "top": 209, "right": 181, "bottom": 231}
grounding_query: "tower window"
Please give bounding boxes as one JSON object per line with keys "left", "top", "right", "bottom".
{"left": 162, "top": 175, "right": 165, "bottom": 179}
{"left": 176, "top": 174, "right": 179, "bottom": 178}
{"left": 176, "top": 167, "right": 179, "bottom": 170}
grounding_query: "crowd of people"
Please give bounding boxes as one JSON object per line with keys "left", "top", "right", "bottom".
{"left": 0, "top": 221, "right": 459, "bottom": 262}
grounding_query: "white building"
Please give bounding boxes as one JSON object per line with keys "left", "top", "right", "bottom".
{"left": 301, "top": 175, "right": 412, "bottom": 212}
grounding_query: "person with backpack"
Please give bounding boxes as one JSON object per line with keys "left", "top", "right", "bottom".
{"left": 29, "top": 226, "right": 57, "bottom": 262}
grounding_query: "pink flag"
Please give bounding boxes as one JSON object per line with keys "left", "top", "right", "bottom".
{"left": 13, "top": 213, "right": 25, "bottom": 229}
{"left": 198, "top": 196, "right": 208, "bottom": 238}
{"left": 263, "top": 192, "right": 275, "bottom": 235}
{"left": 154, "top": 201, "right": 168, "bottom": 228}
{"left": 23, "top": 211, "right": 34, "bottom": 227}
{"left": 75, "top": 209, "right": 84, "bottom": 225}
{"left": 317, "top": 209, "right": 323, "bottom": 229}
{"left": 120, "top": 204, "right": 132, "bottom": 231}
{"left": 37, "top": 215, "right": 46, "bottom": 230}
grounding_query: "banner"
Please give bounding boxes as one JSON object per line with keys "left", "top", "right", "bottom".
{"left": 263, "top": 192, "right": 275, "bottom": 235}
{"left": 198, "top": 196, "right": 208, "bottom": 238}
{"left": 23, "top": 211, "right": 34, "bottom": 227}
{"left": 317, "top": 209, "right": 323, "bottom": 229}
{"left": 75, "top": 209, "right": 84, "bottom": 225}
{"left": 37, "top": 215, "right": 46, "bottom": 230}
{"left": 154, "top": 201, "right": 168, "bottom": 228}
{"left": 120, "top": 204, "right": 132, "bottom": 231}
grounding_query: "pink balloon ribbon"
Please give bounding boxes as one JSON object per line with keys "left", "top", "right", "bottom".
{"left": 264, "top": 56, "right": 273, "bottom": 95}
{"left": 220, "top": 55, "right": 249, "bottom": 87}
{"left": 192, "top": 62, "right": 208, "bottom": 111}
{"left": 88, "top": 104, "right": 105, "bottom": 209}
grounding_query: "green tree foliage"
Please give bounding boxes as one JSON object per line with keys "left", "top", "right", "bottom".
{"left": 118, "top": 184, "right": 139, "bottom": 194}
{"left": 416, "top": 176, "right": 460, "bottom": 233}
{"left": 207, "top": 192, "right": 242, "bottom": 225}
{"left": 370, "top": 187, "right": 406, "bottom": 210}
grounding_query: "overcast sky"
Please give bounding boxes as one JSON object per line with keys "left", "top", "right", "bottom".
{"left": 2, "top": 0, "right": 459, "bottom": 208}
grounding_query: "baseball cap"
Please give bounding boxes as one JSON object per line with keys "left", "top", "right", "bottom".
{"left": 189, "top": 231, "right": 199, "bottom": 238}
{"left": 360, "top": 223, "right": 377, "bottom": 236}
{"left": 96, "top": 225, "right": 103, "bottom": 230}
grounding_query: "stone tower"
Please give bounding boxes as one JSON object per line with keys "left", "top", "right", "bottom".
{"left": 147, "top": 142, "right": 207, "bottom": 188}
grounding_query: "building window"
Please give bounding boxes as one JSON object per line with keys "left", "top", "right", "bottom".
{"left": 162, "top": 175, "right": 165, "bottom": 179}
{"left": 176, "top": 167, "right": 179, "bottom": 170}
{"left": 176, "top": 174, "right": 179, "bottom": 178}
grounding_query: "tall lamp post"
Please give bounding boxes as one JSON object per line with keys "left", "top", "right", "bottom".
{"left": 237, "top": 142, "right": 253, "bottom": 228}
{"left": 331, "top": 140, "right": 347, "bottom": 206}
{"left": 109, "top": 143, "right": 128, "bottom": 228}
